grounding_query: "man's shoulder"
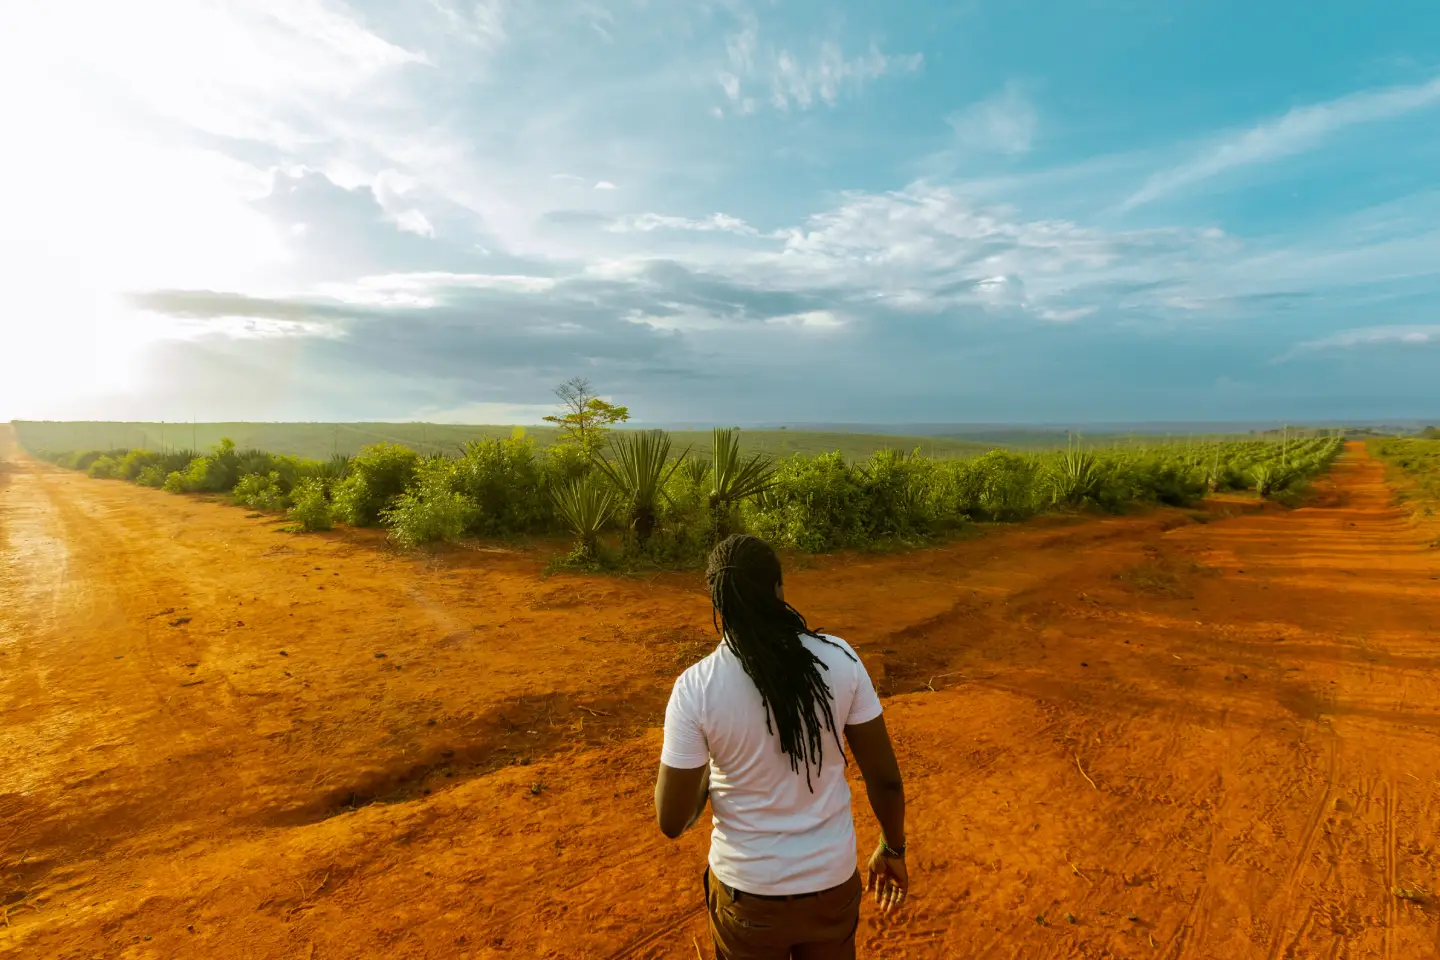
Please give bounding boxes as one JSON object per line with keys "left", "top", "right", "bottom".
{"left": 673, "top": 645, "right": 729, "bottom": 690}
{"left": 806, "top": 632, "right": 859, "bottom": 661}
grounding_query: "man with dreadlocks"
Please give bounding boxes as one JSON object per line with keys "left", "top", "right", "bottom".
{"left": 655, "top": 534, "right": 908, "bottom": 959}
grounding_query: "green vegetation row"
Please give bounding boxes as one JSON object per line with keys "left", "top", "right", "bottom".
{"left": 30, "top": 431, "right": 1344, "bottom": 567}
{"left": 12, "top": 419, "right": 1358, "bottom": 464}
{"left": 12, "top": 420, "right": 995, "bottom": 462}
{"left": 1369, "top": 436, "right": 1440, "bottom": 508}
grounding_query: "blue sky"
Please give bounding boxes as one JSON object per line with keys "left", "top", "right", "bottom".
{"left": 1, "top": 0, "right": 1438, "bottom": 425}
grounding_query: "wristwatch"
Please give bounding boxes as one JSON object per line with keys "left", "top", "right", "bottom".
{"left": 880, "top": 840, "right": 906, "bottom": 858}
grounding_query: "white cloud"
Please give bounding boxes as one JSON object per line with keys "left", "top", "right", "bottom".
{"left": 766, "top": 310, "right": 845, "bottom": 329}
{"left": 715, "top": 15, "right": 922, "bottom": 116}
{"left": 1125, "top": 75, "right": 1440, "bottom": 209}
{"left": 1038, "top": 306, "right": 1098, "bottom": 322}
{"left": 1285, "top": 324, "right": 1440, "bottom": 357}
{"left": 392, "top": 209, "right": 437, "bottom": 237}
{"left": 594, "top": 180, "right": 619, "bottom": 190}
{"left": 373, "top": 169, "right": 436, "bottom": 236}
{"left": 769, "top": 43, "right": 923, "bottom": 112}
{"left": 319, "top": 271, "right": 558, "bottom": 305}
{"left": 947, "top": 83, "right": 1037, "bottom": 155}
{"left": 609, "top": 212, "right": 759, "bottom": 235}
{"left": 426, "top": 0, "right": 507, "bottom": 49}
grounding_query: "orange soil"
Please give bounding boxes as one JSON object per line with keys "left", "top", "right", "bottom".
{"left": 3, "top": 429, "right": 1440, "bottom": 959}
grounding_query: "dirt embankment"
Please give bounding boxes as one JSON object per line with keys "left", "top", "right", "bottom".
{"left": 3, "top": 431, "right": 1439, "bottom": 958}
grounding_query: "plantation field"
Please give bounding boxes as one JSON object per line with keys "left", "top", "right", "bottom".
{"left": 4, "top": 429, "right": 1440, "bottom": 958}
{"left": 17, "top": 418, "right": 1342, "bottom": 565}
{"left": 1371, "top": 437, "right": 1440, "bottom": 507}
{"left": 11, "top": 421, "right": 996, "bottom": 461}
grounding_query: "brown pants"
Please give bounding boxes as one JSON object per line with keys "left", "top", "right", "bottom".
{"left": 704, "top": 868, "right": 863, "bottom": 960}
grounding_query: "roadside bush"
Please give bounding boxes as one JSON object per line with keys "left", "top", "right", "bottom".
{"left": 136, "top": 465, "right": 167, "bottom": 488}
{"left": 233, "top": 472, "right": 288, "bottom": 511}
{"left": 384, "top": 458, "right": 477, "bottom": 547}
{"left": 541, "top": 441, "right": 592, "bottom": 489}
{"left": 859, "top": 449, "right": 934, "bottom": 540}
{"left": 749, "top": 453, "right": 867, "bottom": 551}
{"left": 332, "top": 442, "right": 419, "bottom": 527}
{"left": 747, "top": 449, "right": 938, "bottom": 551}
{"left": 287, "top": 478, "right": 334, "bottom": 532}
{"left": 118, "top": 450, "right": 161, "bottom": 482}
{"left": 966, "top": 450, "right": 1042, "bottom": 521}
{"left": 451, "top": 437, "right": 547, "bottom": 536}
{"left": 87, "top": 455, "right": 122, "bottom": 479}
{"left": 164, "top": 439, "right": 243, "bottom": 494}
{"left": 67, "top": 450, "right": 120, "bottom": 471}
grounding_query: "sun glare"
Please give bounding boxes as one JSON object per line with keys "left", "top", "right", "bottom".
{"left": 0, "top": 4, "right": 292, "bottom": 419}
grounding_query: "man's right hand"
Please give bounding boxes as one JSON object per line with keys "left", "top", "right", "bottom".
{"left": 866, "top": 842, "right": 909, "bottom": 912}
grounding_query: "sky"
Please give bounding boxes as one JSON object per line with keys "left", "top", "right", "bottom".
{"left": 1, "top": 0, "right": 1438, "bottom": 426}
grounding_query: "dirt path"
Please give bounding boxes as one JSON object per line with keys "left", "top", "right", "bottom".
{"left": 2, "top": 431, "right": 1439, "bottom": 958}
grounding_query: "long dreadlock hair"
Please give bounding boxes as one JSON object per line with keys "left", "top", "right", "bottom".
{"left": 706, "top": 534, "right": 857, "bottom": 791}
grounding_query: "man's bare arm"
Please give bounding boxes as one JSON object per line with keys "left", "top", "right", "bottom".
{"left": 845, "top": 715, "right": 905, "bottom": 848}
{"left": 654, "top": 762, "right": 710, "bottom": 839}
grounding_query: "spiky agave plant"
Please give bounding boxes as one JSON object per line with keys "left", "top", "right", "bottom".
{"left": 680, "top": 455, "right": 711, "bottom": 487}
{"left": 318, "top": 453, "right": 353, "bottom": 482}
{"left": 551, "top": 475, "right": 618, "bottom": 562}
{"left": 707, "top": 428, "right": 773, "bottom": 541}
{"left": 1048, "top": 448, "right": 1104, "bottom": 506}
{"left": 591, "top": 430, "right": 687, "bottom": 546}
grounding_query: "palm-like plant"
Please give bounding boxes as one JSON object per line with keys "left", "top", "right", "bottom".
{"left": 1250, "top": 463, "right": 1291, "bottom": 499}
{"left": 591, "top": 430, "right": 687, "bottom": 545}
{"left": 551, "top": 475, "right": 618, "bottom": 561}
{"left": 319, "top": 453, "right": 353, "bottom": 482}
{"left": 680, "top": 455, "right": 711, "bottom": 488}
{"left": 708, "top": 428, "right": 773, "bottom": 540}
{"left": 1048, "top": 448, "right": 1104, "bottom": 506}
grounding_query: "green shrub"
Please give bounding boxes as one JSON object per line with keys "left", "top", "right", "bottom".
{"left": 287, "top": 478, "right": 334, "bottom": 532}
{"left": 163, "top": 439, "right": 243, "bottom": 494}
{"left": 87, "top": 455, "right": 122, "bottom": 479}
{"left": 749, "top": 453, "right": 867, "bottom": 551}
{"left": 331, "top": 442, "right": 419, "bottom": 527}
{"left": 384, "top": 459, "right": 477, "bottom": 547}
{"left": 233, "top": 472, "right": 288, "bottom": 511}
{"left": 451, "top": 437, "right": 547, "bottom": 536}
{"left": 541, "top": 442, "right": 592, "bottom": 488}
{"left": 859, "top": 449, "right": 933, "bottom": 539}
{"left": 136, "top": 465, "right": 167, "bottom": 488}
{"left": 118, "top": 450, "right": 161, "bottom": 481}
{"left": 966, "top": 450, "right": 1042, "bottom": 521}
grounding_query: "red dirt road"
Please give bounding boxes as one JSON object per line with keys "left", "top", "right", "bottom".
{"left": 3, "top": 430, "right": 1440, "bottom": 958}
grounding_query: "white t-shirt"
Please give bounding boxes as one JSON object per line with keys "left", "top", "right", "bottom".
{"left": 660, "top": 633, "right": 883, "bottom": 896}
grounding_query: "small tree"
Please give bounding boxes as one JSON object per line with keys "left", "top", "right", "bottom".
{"left": 543, "top": 377, "right": 631, "bottom": 457}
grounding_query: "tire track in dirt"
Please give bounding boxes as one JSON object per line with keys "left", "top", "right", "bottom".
{"left": 1267, "top": 735, "right": 1338, "bottom": 960}
{"left": 1384, "top": 779, "right": 1397, "bottom": 960}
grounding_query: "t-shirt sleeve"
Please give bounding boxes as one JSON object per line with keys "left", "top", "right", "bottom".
{"left": 846, "top": 648, "right": 884, "bottom": 726}
{"left": 659, "top": 672, "right": 710, "bottom": 769}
